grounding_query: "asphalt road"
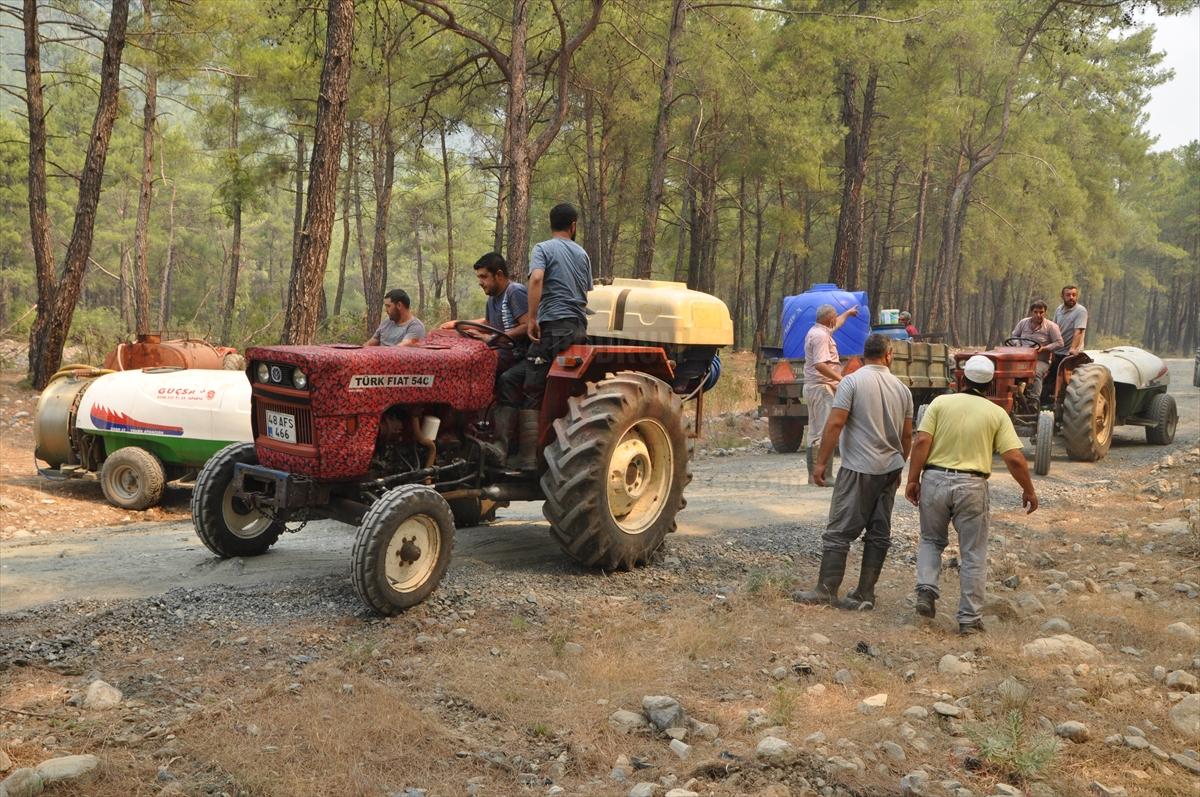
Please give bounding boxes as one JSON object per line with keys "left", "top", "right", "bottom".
{"left": 2, "top": 358, "right": 1196, "bottom": 614}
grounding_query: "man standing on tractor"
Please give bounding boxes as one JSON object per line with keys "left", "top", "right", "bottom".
{"left": 905, "top": 355, "right": 1038, "bottom": 635}
{"left": 440, "top": 253, "right": 531, "bottom": 466}
{"left": 364, "top": 288, "right": 425, "bottom": 347}
{"left": 509, "top": 202, "right": 593, "bottom": 470}
{"left": 793, "top": 334, "right": 913, "bottom": 611}
{"left": 1011, "top": 299, "right": 1063, "bottom": 405}
{"left": 1045, "top": 285, "right": 1088, "bottom": 398}
{"left": 802, "top": 303, "right": 860, "bottom": 484}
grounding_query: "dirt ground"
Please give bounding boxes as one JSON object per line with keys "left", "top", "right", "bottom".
{"left": 0, "top": 358, "right": 1197, "bottom": 797}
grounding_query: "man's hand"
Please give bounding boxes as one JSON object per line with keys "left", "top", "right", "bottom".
{"left": 1022, "top": 489, "right": 1038, "bottom": 514}
{"left": 812, "top": 463, "right": 827, "bottom": 487}
{"left": 846, "top": 306, "right": 859, "bottom": 317}
{"left": 439, "top": 320, "right": 456, "bottom": 331}
{"left": 905, "top": 480, "right": 921, "bottom": 506}
{"left": 528, "top": 319, "right": 540, "bottom": 342}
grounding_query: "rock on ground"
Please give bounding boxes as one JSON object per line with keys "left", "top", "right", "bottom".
{"left": 642, "top": 696, "right": 686, "bottom": 732}
{"left": 1054, "top": 721, "right": 1090, "bottom": 743}
{"left": 33, "top": 755, "right": 98, "bottom": 783}
{"left": 1020, "top": 634, "right": 1101, "bottom": 661}
{"left": 1166, "top": 622, "right": 1198, "bottom": 642}
{"left": 628, "top": 783, "right": 656, "bottom": 797}
{"left": 1168, "top": 693, "right": 1200, "bottom": 737}
{"left": 81, "top": 679, "right": 123, "bottom": 710}
{"left": 609, "top": 709, "right": 649, "bottom": 734}
{"left": 937, "top": 655, "right": 973, "bottom": 675}
{"left": 0, "top": 768, "right": 44, "bottom": 797}
{"left": 756, "top": 736, "right": 797, "bottom": 765}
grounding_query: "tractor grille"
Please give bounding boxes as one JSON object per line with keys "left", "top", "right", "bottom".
{"left": 255, "top": 398, "right": 315, "bottom": 446}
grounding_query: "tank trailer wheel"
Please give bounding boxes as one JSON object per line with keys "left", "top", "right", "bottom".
{"left": 100, "top": 446, "right": 166, "bottom": 510}
{"left": 1145, "top": 393, "right": 1177, "bottom": 445}
{"left": 1060, "top": 364, "right": 1115, "bottom": 462}
{"left": 192, "top": 443, "right": 284, "bottom": 557}
{"left": 1034, "top": 410, "right": 1054, "bottom": 476}
{"left": 768, "top": 416, "right": 805, "bottom": 453}
{"left": 351, "top": 485, "right": 455, "bottom": 615}
{"left": 542, "top": 372, "right": 690, "bottom": 571}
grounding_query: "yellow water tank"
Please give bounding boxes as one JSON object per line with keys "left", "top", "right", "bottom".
{"left": 586, "top": 278, "right": 733, "bottom": 347}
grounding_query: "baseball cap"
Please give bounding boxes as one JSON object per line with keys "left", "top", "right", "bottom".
{"left": 963, "top": 355, "right": 995, "bottom": 383}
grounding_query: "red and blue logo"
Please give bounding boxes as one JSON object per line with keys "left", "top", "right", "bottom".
{"left": 90, "top": 405, "right": 184, "bottom": 436}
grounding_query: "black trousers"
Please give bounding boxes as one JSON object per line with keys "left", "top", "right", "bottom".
{"left": 517, "top": 317, "right": 587, "bottom": 409}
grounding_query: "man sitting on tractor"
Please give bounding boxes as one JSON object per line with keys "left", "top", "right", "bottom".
{"left": 440, "top": 252, "right": 531, "bottom": 465}
{"left": 364, "top": 288, "right": 425, "bottom": 347}
{"left": 1010, "top": 299, "right": 1063, "bottom": 406}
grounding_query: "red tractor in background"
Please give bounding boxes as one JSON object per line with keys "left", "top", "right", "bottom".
{"left": 191, "top": 279, "right": 731, "bottom": 615}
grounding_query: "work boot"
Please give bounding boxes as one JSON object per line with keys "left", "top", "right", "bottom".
{"left": 836, "top": 544, "right": 888, "bottom": 611}
{"left": 511, "top": 409, "right": 540, "bottom": 472}
{"left": 959, "top": 620, "right": 986, "bottom": 636}
{"left": 479, "top": 405, "right": 517, "bottom": 466}
{"left": 792, "top": 549, "right": 848, "bottom": 605}
{"left": 915, "top": 587, "right": 937, "bottom": 619}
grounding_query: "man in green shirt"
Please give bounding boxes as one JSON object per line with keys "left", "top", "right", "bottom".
{"left": 905, "top": 355, "right": 1039, "bottom": 634}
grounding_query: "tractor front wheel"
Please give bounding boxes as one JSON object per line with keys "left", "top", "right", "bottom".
{"left": 1034, "top": 410, "right": 1054, "bottom": 476}
{"left": 768, "top": 416, "right": 805, "bottom": 453}
{"left": 1145, "top": 393, "right": 1177, "bottom": 445}
{"left": 351, "top": 485, "right": 455, "bottom": 615}
{"left": 1060, "top": 364, "right": 1115, "bottom": 462}
{"left": 542, "top": 372, "right": 690, "bottom": 570}
{"left": 192, "top": 443, "right": 284, "bottom": 557}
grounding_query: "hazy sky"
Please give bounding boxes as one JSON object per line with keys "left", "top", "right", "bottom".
{"left": 1136, "top": 5, "right": 1200, "bottom": 151}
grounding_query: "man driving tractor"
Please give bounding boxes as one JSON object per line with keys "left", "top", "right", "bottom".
{"left": 1010, "top": 299, "right": 1063, "bottom": 405}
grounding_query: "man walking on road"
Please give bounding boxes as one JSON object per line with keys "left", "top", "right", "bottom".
{"left": 905, "top": 355, "right": 1039, "bottom": 634}
{"left": 794, "top": 334, "right": 913, "bottom": 610}
{"left": 802, "top": 303, "right": 859, "bottom": 484}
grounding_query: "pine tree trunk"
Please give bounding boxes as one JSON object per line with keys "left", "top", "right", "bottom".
{"left": 158, "top": 177, "right": 176, "bottom": 329}
{"left": 502, "top": 0, "right": 531, "bottom": 279}
{"left": 29, "top": 0, "right": 130, "bottom": 389}
{"left": 439, "top": 124, "right": 458, "bottom": 319}
{"left": 24, "top": 0, "right": 58, "bottom": 383}
{"left": 291, "top": 130, "right": 306, "bottom": 271}
{"left": 333, "top": 122, "right": 353, "bottom": 316}
{"left": 282, "top": 0, "right": 355, "bottom": 346}
{"left": 633, "top": 0, "right": 687, "bottom": 279}
{"left": 220, "top": 78, "right": 242, "bottom": 346}
{"left": 907, "top": 152, "right": 928, "bottom": 325}
{"left": 829, "top": 64, "right": 878, "bottom": 288}
{"left": 414, "top": 215, "right": 426, "bottom": 317}
{"left": 732, "top": 175, "right": 747, "bottom": 350}
{"left": 366, "top": 123, "right": 395, "bottom": 337}
{"left": 131, "top": 0, "right": 156, "bottom": 336}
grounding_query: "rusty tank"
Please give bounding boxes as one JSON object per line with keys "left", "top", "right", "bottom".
{"left": 102, "top": 334, "right": 243, "bottom": 371}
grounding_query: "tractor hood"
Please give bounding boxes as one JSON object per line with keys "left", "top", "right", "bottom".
{"left": 246, "top": 331, "right": 498, "bottom": 413}
{"left": 1085, "top": 346, "right": 1169, "bottom": 391}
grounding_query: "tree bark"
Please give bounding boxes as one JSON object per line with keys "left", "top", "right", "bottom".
{"left": 732, "top": 175, "right": 747, "bottom": 350}
{"left": 439, "top": 124, "right": 458, "bottom": 319}
{"left": 158, "top": 176, "right": 176, "bottom": 329}
{"left": 365, "top": 122, "right": 395, "bottom": 337}
{"left": 829, "top": 63, "right": 878, "bottom": 287}
{"left": 131, "top": 0, "right": 156, "bottom": 336}
{"left": 333, "top": 121, "right": 353, "bottom": 316}
{"left": 28, "top": 0, "right": 131, "bottom": 389}
{"left": 493, "top": 117, "right": 510, "bottom": 254}
{"left": 291, "top": 131, "right": 306, "bottom": 272}
{"left": 220, "top": 77, "right": 242, "bottom": 346}
{"left": 414, "top": 214, "right": 426, "bottom": 317}
{"left": 24, "top": 0, "right": 57, "bottom": 382}
{"left": 633, "top": 0, "right": 687, "bottom": 279}
{"left": 282, "top": 0, "right": 355, "bottom": 345}
{"left": 908, "top": 150, "right": 929, "bottom": 325}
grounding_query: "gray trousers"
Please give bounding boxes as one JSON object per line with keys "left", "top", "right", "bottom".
{"left": 822, "top": 467, "right": 902, "bottom": 553}
{"left": 803, "top": 383, "right": 836, "bottom": 449}
{"left": 916, "top": 470, "right": 990, "bottom": 624}
{"left": 1024, "top": 359, "right": 1050, "bottom": 404}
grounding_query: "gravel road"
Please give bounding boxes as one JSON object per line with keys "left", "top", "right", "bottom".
{"left": 2, "top": 358, "right": 1195, "bottom": 616}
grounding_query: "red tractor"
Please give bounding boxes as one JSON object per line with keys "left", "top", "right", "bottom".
{"left": 191, "top": 279, "right": 731, "bottom": 615}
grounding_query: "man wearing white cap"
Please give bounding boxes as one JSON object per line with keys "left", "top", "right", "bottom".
{"left": 904, "top": 354, "right": 1038, "bottom": 634}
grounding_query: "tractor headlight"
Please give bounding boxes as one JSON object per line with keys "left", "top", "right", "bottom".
{"left": 292, "top": 368, "right": 307, "bottom": 390}
{"left": 256, "top": 362, "right": 270, "bottom": 383}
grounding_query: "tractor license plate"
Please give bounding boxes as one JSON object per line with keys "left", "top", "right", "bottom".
{"left": 265, "top": 410, "right": 297, "bottom": 443}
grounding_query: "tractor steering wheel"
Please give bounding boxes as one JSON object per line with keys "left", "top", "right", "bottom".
{"left": 454, "top": 320, "right": 515, "bottom": 350}
{"left": 1003, "top": 336, "right": 1041, "bottom": 349}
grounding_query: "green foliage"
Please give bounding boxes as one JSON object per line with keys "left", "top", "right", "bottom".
{"left": 967, "top": 710, "right": 1060, "bottom": 781}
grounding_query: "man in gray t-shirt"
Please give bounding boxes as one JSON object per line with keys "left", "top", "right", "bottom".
{"left": 1053, "top": 285, "right": 1087, "bottom": 355}
{"left": 794, "top": 334, "right": 913, "bottom": 612}
{"left": 365, "top": 288, "right": 425, "bottom": 347}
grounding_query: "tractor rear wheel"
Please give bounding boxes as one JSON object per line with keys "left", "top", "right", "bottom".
{"left": 192, "top": 443, "right": 284, "bottom": 557}
{"left": 768, "top": 416, "right": 805, "bottom": 453}
{"left": 1060, "top": 364, "right": 1115, "bottom": 462}
{"left": 1034, "top": 410, "right": 1054, "bottom": 476}
{"left": 1145, "top": 393, "right": 1177, "bottom": 445}
{"left": 100, "top": 446, "right": 166, "bottom": 510}
{"left": 351, "top": 485, "right": 454, "bottom": 615}
{"left": 542, "top": 372, "right": 689, "bottom": 570}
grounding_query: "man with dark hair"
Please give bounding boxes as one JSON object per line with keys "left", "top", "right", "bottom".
{"left": 1045, "top": 285, "right": 1088, "bottom": 400}
{"left": 365, "top": 288, "right": 425, "bottom": 347}
{"left": 1011, "top": 299, "right": 1063, "bottom": 405}
{"left": 440, "top": 252, "right": 531, "bottom": 465}
{"left": 510, "top": 202, "right": 593, "bottom": 470}
{"left": 794, "top": 334, "right": 913, "bottom": 611}
{"left": 905, "top": 355, "right": 1038, "bottom": 634}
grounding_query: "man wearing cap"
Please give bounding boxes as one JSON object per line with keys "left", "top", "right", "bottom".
{"left": 905, "top": 354, "right": 1039, "bottom": 634}
{"left": 1010, "top": 299, "right": 1063, "bottom": 406}
{"left": 793, "top": 334, "right": 913, "bottom": 611}
{"left": 802, "top": 303, "right": 859, "bottom": 484}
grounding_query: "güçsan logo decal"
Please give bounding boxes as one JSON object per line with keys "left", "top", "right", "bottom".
{"left": 348, "top": 374, "right": 436, "bottom": 389}
{"left": 90, "top": 405, "right": 185, "bottom": 436}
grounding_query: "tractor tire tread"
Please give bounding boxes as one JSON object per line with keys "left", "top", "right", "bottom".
{"left": 192, "top": 442, "right": 284, "bottom": 558}
{"left": 100, "top": 446, "right": 166, "bottom": 510}
{"left": 1060, "top": 363, "right": 1115, "bottom": 462}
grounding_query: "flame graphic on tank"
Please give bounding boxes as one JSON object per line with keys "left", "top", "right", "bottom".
{"left": 89, "top": 405, "right": 184, "bottom": 436}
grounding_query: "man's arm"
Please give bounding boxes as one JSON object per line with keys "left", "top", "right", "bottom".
{"left": 526, "top": 271, "right": 544, "bottom": 341}
{"left": 1046, "top": 322, "right": 1064, "bottom": 353}
{"left": 364, "top": 336, "right": 380, "bottom": 347}
{"left": 1000, "top": 448, "right": 1038, "bottom": 513}
{"left": 812, "top": 408, "right": 848, "bottom": 486}
{"left": 815, "top": 362, "right": 842, "bottom": 383}
{"left": 507, "top": 311, "right": 530, "bottom": 340}
{"left": 1070, "top": 327, "right": 1085, "bottom": 353}
{"left": 905, "top": 431, "right": 932, "bottom": 505}
{"left": 397, "top": 321, "right": 425, "bottom": 347}
{"left": 439, "top": 317, "right": 486, "bottom": 331}
{"left": 831, "top": 305, "right": 859, "bottom": 331}
{"left": 901, "top": 417, "right": 913, "bottom": 460}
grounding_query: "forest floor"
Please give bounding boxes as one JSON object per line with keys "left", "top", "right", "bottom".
{"left": 0, "top": 356, "right": 1197, "bottom": 797}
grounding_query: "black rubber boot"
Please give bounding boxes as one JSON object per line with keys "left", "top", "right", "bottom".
{"left": 792, "top": 549, "right": 847, "bottom": 605}
{"left": 915, "top": 586, "right": 937, "bottom": 618}
{"left": 512, "top": 409, "right": 540, "bottom": 471}
{"left": 479, "top": 405, "right": 517, "bottom": 466}
{"left": 837, "top": 544, "right": 888, "bottom": 611}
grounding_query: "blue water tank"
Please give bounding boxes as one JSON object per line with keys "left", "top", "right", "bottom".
{"left": 780, "top": 283, "right": 870, "bottom": 358}
{"left": 871, "top": 324, "right": 912, "bottom": 341}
